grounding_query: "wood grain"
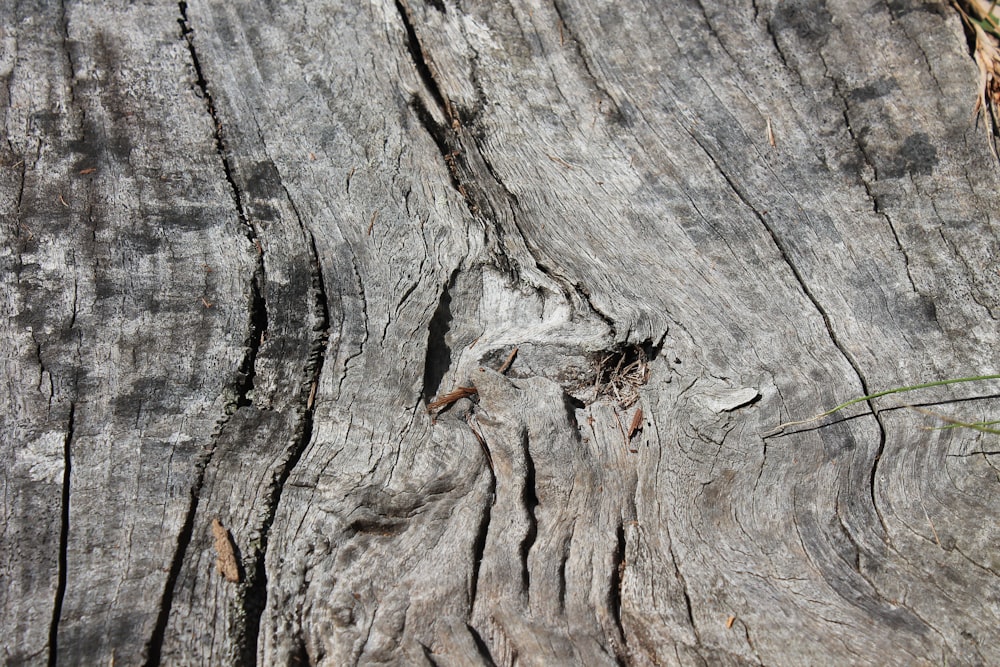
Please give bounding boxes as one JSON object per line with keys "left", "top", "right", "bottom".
{"left": 3, "top": 0, "right": 1000, "bottom": 665}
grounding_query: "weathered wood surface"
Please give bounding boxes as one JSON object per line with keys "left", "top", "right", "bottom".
{"left": 3, "top": 0, "right": 1000, "bottom": 664}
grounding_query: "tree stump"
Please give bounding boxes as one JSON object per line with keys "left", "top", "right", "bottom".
{"left": 3, "top": 0, "right": 1000, "bottom": 665}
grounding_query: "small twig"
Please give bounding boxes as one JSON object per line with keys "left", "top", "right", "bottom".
{"left": 427, "top": 385, "right": 477, "bottom": 413}
{"left": 307, "top": 380, "right": 318, "bottom": 410}
{"left": 498, "top": 347, "right": 518, "bottom": 374}
{"left": 546, "top": 153, "right": 574, "bottom": 169}
{"left": 367, "top": 210, "right": 378, "bottom": 236}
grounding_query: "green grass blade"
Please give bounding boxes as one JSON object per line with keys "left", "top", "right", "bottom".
{"left": 770, "top": 373, "right": 1000, "bottom": 434}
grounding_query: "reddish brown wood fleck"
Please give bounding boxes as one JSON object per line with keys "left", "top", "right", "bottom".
{"left": 627, "top": 407, "right": 643, "bottom": 439}
{"left": 211, "top": 518, "right": 240, "bottom": 583}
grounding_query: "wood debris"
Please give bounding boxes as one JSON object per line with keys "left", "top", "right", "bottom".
{"left": 546, "top": 152, "right": 574, "bottom": 169}
{"left": 954, "top": 0, "right": 1000, "bottom": 155}
{"left": 427, "top": 385, "right": 477, "bottom": 413}
{"left": 211, "top": 518, "right": 241, "bottom": 583}
{"left": 307, "top": 380, "right": 318, "bottom": 410}
{"left": 594, "top": 345, "right": 650, "bottom": 407}
{"left": 497, "top": 347, "right": 518, "bottom": 374}
{"left": 428, "top": 347, "right": 517, "bottom": 413}
{"left": 627, "top": 407, "right": 643, "bottom": 439}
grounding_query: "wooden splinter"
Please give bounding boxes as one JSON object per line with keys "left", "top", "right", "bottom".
{"left": 211, "top": 518, "right": 241, "bottom": 583}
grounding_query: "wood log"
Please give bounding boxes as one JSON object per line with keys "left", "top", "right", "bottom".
{"left": 3, "top": 0, "right": 1000, "bottom": 664}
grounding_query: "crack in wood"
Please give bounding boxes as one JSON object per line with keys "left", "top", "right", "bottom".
{"left": 47, "top": 402, "right": 74, "bottom": 667}
{"left": 423, "top": 270, "right": 456, "bottom": 403}
{"left": 394, "top": 0, "right": 454, "bottom": 124}
{"left": 393, "top": 3, "right": 626, "bottom": 346}
{"left": 519, "top": 432, "right": 539, "bottom": 606}
{"left": 144, "top": 454, "right": 209, "bottom": 666}
{"left": 549, "top": 0, "right": 624, "bottom": 123}
{"left": 336, "top": 254, "right": 369, "bottom": 400}
{"left": 239, "top": 212, "right": 332, "bottom": 664}
{"left": 178, "top": 1, "right": 268, "bottom": 414}
{"left": 145, "top": 7, "right": 279, "bottom": 664}
{"left": 178, "top": 2, "right": 245, "bottom": 227}
{"left": 607, "top": 521, "right": 628, "bottom": 663}
{"left": 465, "top": 622, "right": 499, "bottom": 667}
{"left": 687, "top": 130, "right": 893, "bottom": 525}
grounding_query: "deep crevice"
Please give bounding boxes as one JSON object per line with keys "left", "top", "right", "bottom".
{"left": 235, "top": 274, "right": 267, "bottom": 409}
{"left": 572, "top": 282, "right": 616, "bottom": 335}
{"left": 48, "top": 403, "right": 74, "bottom": 667}
{"left": 179, "top": 0, "right": 267, "bottom": 409}
{"left": 241, "top": 226, "right": 331, "bottom": 665}
{"left": 420, "top": 642, "right": 441, "bottom": 667}
{"left": 557, "top": 539, "right": 569, "bottom": 614}
{"left": 466, "top": 623, "right": 499, "bottom": 667}
{"left": 409, "top": 94, "right": 462, "bottom": 190}
{"left": 519, "top": 433, "right": 538, "bottom": 600}
{"left": 59, "top": 0, "right": 78, "bottom": 116}
{"left": 146, "top": 8, "right": 272, "bottom": 664}
{"left": 476, "top": 140, "right": 618, "bottom": 336}
{"left": 608, "top": 521, "right": 628, "bottom": 661}
{"left": 469, "top": 470, "right": 494, "bottom": 612}
{"left": 178, "top": 2, "right": 247, "bottom": 228}
{"left": 144, "top": 450, "right": 210, "bottom": 666}
{"left": 396, "top": 3, "right": 617, "bottom": 340}
{"left": 423, "top": 269, "right": 457, "bottom": 402}
{"left": 408, "top": 92, "right": 489, "bottom": 224}
{"left": 395, "top": 10, "right": 493, "bottom": 219}
{"left": 394, "top": 0, "right": 451, "bottom": 119}
{"left": 399, "top": 0, "right": 621, "bottom": 357}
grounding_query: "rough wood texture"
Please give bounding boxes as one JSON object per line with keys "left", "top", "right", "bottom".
{"left": 3, "top": 0, "right": 1000, "bottom": 665}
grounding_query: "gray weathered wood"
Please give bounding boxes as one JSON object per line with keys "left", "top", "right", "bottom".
{"left": 4, "top": 0, "right": 1000, "bottom": 665}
